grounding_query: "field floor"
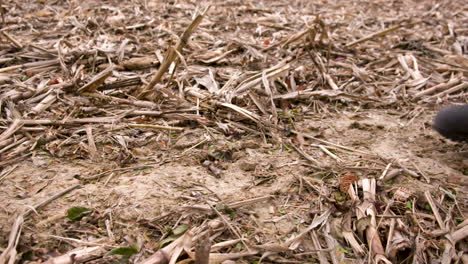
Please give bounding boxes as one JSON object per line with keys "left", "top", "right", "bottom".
{"left": 0, "top": 0, "right": 467, "bottom": 263}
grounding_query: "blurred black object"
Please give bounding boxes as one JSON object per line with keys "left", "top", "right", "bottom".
{"left": 433, "top": 104, "right": 468, "bottom": 142}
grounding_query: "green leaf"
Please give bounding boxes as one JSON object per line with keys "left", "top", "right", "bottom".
{"left": 159, "top": 224, "right": 189, "bottom": 248}
{"left": 278, "top": 208, "right": 286, "bottom": 215}
{"left": 235, "top": 242, "right": 243, "bottom": 251}
{"left": 336, "top": 245, "right": 351, "bottom": 254}
{"left": 66, "top": 206, "right": 92, "bottom": 221}
{"left": 159, "top": 235, "right": 179, "bottom": 248}
{"left": 405, "top": 201, "right": 413, "bottom": 210}
{"left": 356, "top": 216, "right": 371, "bottom": 235}
{"left": 172, "top": 224, "right": 189, "bottom": 236}
{"left": 216, "top": 204, "right": 235, "bottom": 215}
{"left": 424, "top": 203, "right": 431, "bottom": 211}
{"left": 109, "top": 246, "right": 138, "bottom": 257}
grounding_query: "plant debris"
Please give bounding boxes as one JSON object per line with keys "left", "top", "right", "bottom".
{"left": 0, "top": 0, "right": 467, "bottom": 263}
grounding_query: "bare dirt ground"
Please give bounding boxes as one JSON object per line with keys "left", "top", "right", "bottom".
{"left": 0, "top": 0, "right": 467, "bottom": 263}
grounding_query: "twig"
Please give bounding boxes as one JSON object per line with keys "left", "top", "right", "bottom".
{"left": 195, "top": 232, "right": 211, "bottom": 264}
{"left": 24, "top": 184, "right": 82, "bottom": 217}
{"left": 346, "top": 23, "right": 408, "bottom": 47}
{"left": 137, "top": 7, "right": 210, "bottom": 98}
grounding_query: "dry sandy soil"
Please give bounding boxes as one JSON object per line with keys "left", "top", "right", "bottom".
{"left": 0, "top": 0, "right": 467, "bottom": 263}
